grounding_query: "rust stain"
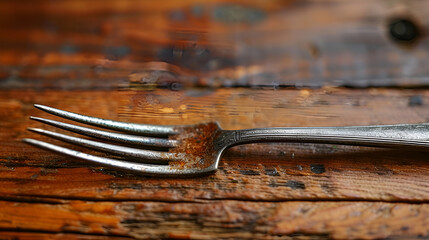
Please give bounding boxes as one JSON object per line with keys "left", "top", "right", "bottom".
{"left": 169, "top": 122, "right": 221, "bottom": 170}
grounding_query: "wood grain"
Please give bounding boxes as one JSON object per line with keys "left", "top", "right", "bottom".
{"left": 2, "top": 0, "right": 429, "bottom": 89}
{"left": 0, "top": 88, "right": 429, "bottom": 238}
{"left": 2, "top": 0, "right": 429, "bottom": 239}
{"left": 0, "top": 200, "right": 427, "bottom": 239}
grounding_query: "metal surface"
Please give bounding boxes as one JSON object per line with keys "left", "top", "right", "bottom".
{"left": 30, "top": 117, "right": 177, "bottom": 147}
{"left": 33, "top": 104, "right": 178, "bottom": 136}
{"left": 24, "top": 104, "right": 429, "bottom": 176}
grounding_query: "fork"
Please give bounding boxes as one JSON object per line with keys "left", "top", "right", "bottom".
{"left": 23, "top": 104, "right": 429, "bottom": 176}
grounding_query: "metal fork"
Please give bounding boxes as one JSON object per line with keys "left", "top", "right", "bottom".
{"left": 24, "top": 104, "right": 429, "bottom": 176}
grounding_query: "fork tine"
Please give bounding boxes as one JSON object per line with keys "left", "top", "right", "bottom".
{"left": 28, "top": 128, "right": 180, "bottom": 161}
{"left": 34, "top": 104, "right": 178, "bottom": 136}
{"left": 22, "top": 138, "right": 191, "bottom": 176}
{"left": 30, "top": 116, "right": 177, "bottom": 148}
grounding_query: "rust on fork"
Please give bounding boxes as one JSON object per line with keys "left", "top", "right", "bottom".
{"left": 169, "top": 122, "right": 221, "bottom": 170}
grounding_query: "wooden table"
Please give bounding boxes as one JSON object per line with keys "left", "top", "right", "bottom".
{"left": 1, "top": 1, "right": 429, "bottom": 239}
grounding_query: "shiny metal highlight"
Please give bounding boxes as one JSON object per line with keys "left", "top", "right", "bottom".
{"left": 25, "top": 104, "right": 429, "bottom": 177}
{"left": 34, "top": 104, "right": 178, "bottom": 136}
{"left": 22, "top": 139, "right": 202, "bottom": 176}
{"left": 30, "top": 117, "right": 177, "bottom": 148}
{"left": 28, "top": 128, "right": 176, "bottom": 161}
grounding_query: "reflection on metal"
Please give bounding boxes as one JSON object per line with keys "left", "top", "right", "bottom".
{"left": 25, "top": 104, "right": 429, "bottom": 177}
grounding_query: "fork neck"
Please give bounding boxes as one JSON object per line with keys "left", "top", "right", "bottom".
{"left": 229, "top": 123, "right": 429, "bottom": 149}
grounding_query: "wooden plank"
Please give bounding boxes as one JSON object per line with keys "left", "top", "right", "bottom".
{"left": 0, "top": 154, "right": 428, "bottom": 202}
{"left": 2, "top": 1, "right": 429, "bottom": 238}
{"left": 0, "top": 88, "right": 428, "bottom": 203}
{"left": 0, "top": 200, "right": 427, "bottom": 239}
{"left": 1, "top": 88, "right": 428, "bottom": 238}
{"left": 1, "top": 1, "right": 429, "bottom": 89}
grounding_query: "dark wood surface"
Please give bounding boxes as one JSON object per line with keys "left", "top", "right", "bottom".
{"left": 1, "top": 1, "right": 429, "bottom": 239}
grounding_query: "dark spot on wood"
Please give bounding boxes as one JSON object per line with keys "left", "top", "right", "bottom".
{"left": 321, "top": 183, "right": 336, "bottom": 195}
{"left": 374, "top": 165, "right": 394, "bottom": 176}
{"left": 352, "top": 100, "right": 361, "bottom": 106}
{"left": 104, "top": 45, "right": 130, "bottom": 59}
{"left": 30, "top": 174, "right": 39, "bottom": 180}
{"left": 409, "top": 95, "right": 423, "bottom": 106}
{"left": 157, "top": 45, "right": 234, "bottom": 71}
{"left": 310, "top": 164, "right": 326, "bottom": 174}
{"left": 297, "top": 165, "right": 303, "bottom": 171}
{"left": 269, "top": 179, "right": 278, "bottom": 187}
{"left": 278, "top": 151, "right": 287, "bottom": 157}
{"left": 214, "top": 183, "right": 229, "bottom": 191}
{"left": 316, "top": 100, "right": 329, "bottom": 105}
{"left": 109, "top": 183, "right": 143, "bottom": 190}
{"left": 121, "top": 218, "right": 142, "bottom": 224}
{"left": 213, "top": 4, "right": 266, "bottom": 24}
{"left": 287, "top": 233, "right": 330, "bottom": 238}
{"left": 299, "top": 207, "right": 310, "bottom": 214}
{"left": 273, "top": 103, "right": 289, "bottom": 108}
{"left": 0, "top": 178, "right": 32, "bottom": 184}
{"left": 401, "top": 226, "right": 409, "bottom": 231}
{"left": 307, "top": 43, "right": 320, "bottom": 58}
{"left": 169, "top": 10, "right": 186, "bottom": 21}
{"left": 191, "top": 5, "right": 204, "bottom": 18}
{"left": 330, "top": 168, "right": 342, "bottom": 172}
{"left": 388, "top": 18, "right": 420, "bottom": 44}
{"left": 286, "top": 180, "right": 306, "bottom": 190}
{"left": 95, "top": 168, "right": 141, "bottom": 179}
{"left": 265, "top": 168, "right": 280, "bottom": 176}
{"left": 39, "top": 168, "right": 58, "bottom": 176}
{"left": 239, "top": 169, "right": 260, "bottom": 175}
{"left": 60, "top": 43, "right": 78, "bottom": 54}
{"left": 159, "top": 81, "right": 184, "bottom": 91}
{"left": 185, "top": 89, "right": 214, "bottom": 97}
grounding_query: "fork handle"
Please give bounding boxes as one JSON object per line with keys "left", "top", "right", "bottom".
{"left": 233, "top": 123, "right": 429, "bottom": 149}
